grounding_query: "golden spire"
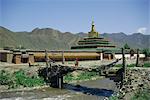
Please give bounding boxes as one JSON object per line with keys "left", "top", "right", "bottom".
{"left": 91, "top": 19, "right": 96, "bottom": 32}
{"left": 88, "top": 19, "right": 99, "bottom": 38}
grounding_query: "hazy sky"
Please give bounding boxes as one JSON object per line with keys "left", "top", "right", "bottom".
{"left": 0, "top": 0, "right": 149, "bottom": 34}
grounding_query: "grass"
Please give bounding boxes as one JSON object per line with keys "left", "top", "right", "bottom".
{"left": 143, "top": 63, "right": 150, "bottom": 67}
{"left": 109, "top": 95, "right": 119, "bottom": 100}
{"left": 131, "top": 89, "right": 150, "bottom": 100}
{"left": 114, "top": 64, "right": 136, "bottom": 67}
{"left": 0, "top": 69, "right": 99, "bottom": 89}
{"left": 127, "top": 64, "right": 135, "bottom": 67}
{"left": 64, "top": 71, "right": 99, "bottom": 83}
{"left": 114, "top": 63, "right": 150, "bottom": 68}
{"left": 0, "top": 69, "right": 45, "bottom": 89}
{"left": 114, "top": 64, "right": 122, "bottom": 67}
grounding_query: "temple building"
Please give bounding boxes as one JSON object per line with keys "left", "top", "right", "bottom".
{"left": 71, "top": 21, "right": 116, "bottom": 50}
{"left": 71, "top": 20, "right": 119, "bottom": 60}
{"left": 1, "top": 20, "right": 145, "bottom": 64}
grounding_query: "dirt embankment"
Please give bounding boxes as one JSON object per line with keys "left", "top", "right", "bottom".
{"left": 117, "top": 68, "right": 150, "bottom": 100}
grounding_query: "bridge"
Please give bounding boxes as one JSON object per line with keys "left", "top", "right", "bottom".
{"left": 38, "top": 49, "right": 127, "bottom": 89}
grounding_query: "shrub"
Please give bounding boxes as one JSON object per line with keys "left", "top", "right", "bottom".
{"left": 14, "top": 70, "right": 44, "bottom": 87}
{"left": 143, "top": 63, "right": 150, "bottom": 67}
{"left": 124, "top": 43, "right": 130, "bottom": 49}
{"left": 127, "top": 64, "right": 135, "bottom": 67}
{"left": 115, "top": 64, "right": 122, "bottom": 67}
{"left": 142, "top": 48, "right": 150, "bottom": 57}
{"left": 0, "top": 70, "right": 13, "bottom": 85}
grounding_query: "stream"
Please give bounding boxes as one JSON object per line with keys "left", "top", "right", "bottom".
{"left": 0, "top": 78, "right": 118, "bottom": 100}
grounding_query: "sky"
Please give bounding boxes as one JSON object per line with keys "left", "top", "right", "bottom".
{"left": 0, "top": 0, "right": 149, "bottom": 34}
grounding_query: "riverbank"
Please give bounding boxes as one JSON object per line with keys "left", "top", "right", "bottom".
{"left": 0, "top": 67, "right": 101, "bottom": 93}
{"left": 109, "top": 68, "right": 150, "bottom": 100}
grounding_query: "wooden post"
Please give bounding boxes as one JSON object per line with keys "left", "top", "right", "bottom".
{"left": 58, "top": 76, "right": 63, "bottom": 89}
{"left": 121, "top": 48, "right": 126, "bottom": 88}
{"left": 45, "top": 50, "right": 49, "bottom": 81}
{"left": 50, "top": 75, "right": 63, "bottom": 89}
{"left": 108, "top": 54, "right": 111, "bottom": 60}
{"left": 136, "top": 49, "right": 139, "bottom": 67}
{"left": 62, "top": 51, "right": 65, "bottom": 64}
{"left": 100, "top": 52, "right": 103, "bottom": 61}
{"left": 45, "top": 50, "right": 49, "bottom": 67}
{"left": 122, "top": 48, "right": 126, "bottom": 76}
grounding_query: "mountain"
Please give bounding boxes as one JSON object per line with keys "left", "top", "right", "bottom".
{"left": 0, "top": 26, "right": 149, "bottom": 50}
{"left": 102, "top": 32, "right": 150, "bottom": 48}
{"left": 76, "top": 32, "right": 150, "bottom": 49}
{"left": 0, "top": 26, "right": 80, "bottom": 50}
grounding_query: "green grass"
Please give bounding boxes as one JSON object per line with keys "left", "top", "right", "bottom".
{"left": 0, "top": 70, "right": 45, "bottom": 89}
{"left": 0, "top": 70, "right": 13, "bottom": 86}
{"left": 131, "top": 89, "right": 150, "bottom": 100}
{"left": 114, "top": 64, "right": 122, "bottom": 67}
{"left": 109, "top": 95, "right": 119, "bottom": 100}
{"left": 14, "top": 70, "right": 44, "bottom": 88}
{"left": 143, "top": 63, "right": 150, "bottom": 67}
{"left": 127, "top": 64, "right": 135, "bottom": 67}
{"left": 114, "top": 63, "right": 150, "bottom": 68}
{"left": 64, "top": 71, "right": 98, "bottom": 82}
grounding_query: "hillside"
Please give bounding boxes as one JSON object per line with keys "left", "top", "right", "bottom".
{"left": 0, "top": 26, "right": 80, "bottom": 50}
{"left": 102, "top": 32, "right": 150, "bottom": 49}
{"left": 0, "top": 26, "right": 149, "bottom": 50}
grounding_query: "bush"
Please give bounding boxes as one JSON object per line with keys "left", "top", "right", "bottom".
{"left": 142, "top": 48, "right": 150, "bottom": 57}
{"left": 143, "top": 63, "right": 150, "bottom": 67}
{"left": 14, "top": 70, "right": 44, "bottom": 87}
{"left": 124, "top": 43, "right": 130, "bottom": 49}
{"left": 127, "top": 64, "right": 135, "bottom": 67}
{"left": 115, "top": 64, "right": 122, "bottom": 67}
{"left": 0, "top": 70, "right": 13, "bottom": 85}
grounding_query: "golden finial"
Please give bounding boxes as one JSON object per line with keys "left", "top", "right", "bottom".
{"left": 88, "top": 18, "right": 99, "bottom": 38}
{"left": 92, "top": 17, "right": 94, "bottom": 25}
{"left": 91, "top": 18, "right": 95, "bottom": 32}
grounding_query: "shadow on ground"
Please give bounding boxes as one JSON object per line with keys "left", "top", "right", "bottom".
{"left": 63, "top": 83, "right": 114, "bottom": 97}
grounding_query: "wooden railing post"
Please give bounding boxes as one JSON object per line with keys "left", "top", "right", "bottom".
{"left": 45, "top": 50, "right": 49, "bottom": 67}
{"left": 62, "top": 51, "right": 65, "bottom": 64}
{"left": 122, "top": 48, "right": 126, "bottom": 77}
{"left": 45, "top": 50, "right": 49, "bottom": 81}
{"left": 121, "top": 48, "right": 126, "bottom": 88}
{"left": 136, "top": 49, "right": 139, "bottom": 67}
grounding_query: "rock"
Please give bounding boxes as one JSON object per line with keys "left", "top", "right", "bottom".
{"left": 138, "top": 84, "right": 144, "bottom": 87}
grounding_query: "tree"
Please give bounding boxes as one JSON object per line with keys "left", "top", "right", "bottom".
{"left": 143, "top": 48, "right": 150, "bottom": 57}
{"left": 124, "top": 43, "right": 130, "bottom": 49}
